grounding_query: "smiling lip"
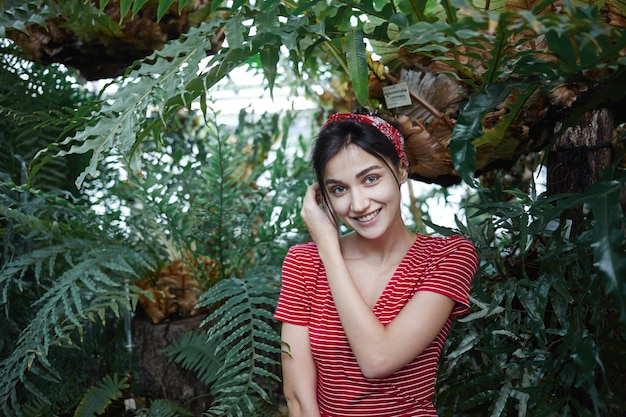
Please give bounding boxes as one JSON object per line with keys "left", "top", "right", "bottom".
{"left": 356, "top": 209, "right": 381, "bottom": 222}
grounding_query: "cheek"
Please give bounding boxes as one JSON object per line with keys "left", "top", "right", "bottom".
{"left": 380, "top": 187, "right": 403, "bottom": 208}
{"left": 328, "top": 197, "right": 349, "bottom": 214}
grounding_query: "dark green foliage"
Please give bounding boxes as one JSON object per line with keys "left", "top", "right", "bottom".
{"left": 0, "top": 181, "right": 155, "bottom": 416}
{"left": 122, "top": 108, "right": 308, "bottom": 416}
{"left": 0, "top": 49, "right": 95, "bottom": 195}
{"left": 2, "top": 1, "right": 626, "bottom": 416}
{"left": 168, "top": 272, "right": 283, "bottom": 416}
{"left": 138, "top": 399, "right": 194, "bottom": 417}
{"left": 74, "top": 374, "right": 129, "bottom": 417}
{"left": 395, "top": 4, "right": 626, "bottom": 184}
{"left": 0, "top": 85, "right": 312, "bottom": 415}
{"left": 99, "top": 108, "right": 310, "bottom": 416}
{"left": 435, "top": 149, "right": 626, "bottom": 416}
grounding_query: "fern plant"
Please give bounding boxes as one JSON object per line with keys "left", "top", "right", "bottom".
{"left": 150, "top": 109, "right": 311, "bottom": 416}
{"left": 74, "top": 374, "right": 129, "bottom": 417}
{"left": 0, "top": 49, "right": 95, "bottom": 194}
{"left": 166, "top": 272, "right": 283, "bottom": 416}
{"left": 1, "top": 65, "right": 313, "bottom": 414}
{"left": 0, "top": 182, "right": 156, "bottom": 416}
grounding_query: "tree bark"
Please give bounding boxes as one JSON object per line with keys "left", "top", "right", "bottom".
{"left": 132, "top": 314, "right": 212, "bottom": 416}
{"left": 547, "top": 107, "right": 614, "bottom": 233}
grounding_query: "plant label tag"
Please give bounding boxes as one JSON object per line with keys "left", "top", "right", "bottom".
{"left": 383, "top": 83, "right": 412, "bottom": 108}
{"left": 545, "top": 218, "right": 572, "bottom": 239}
{"left": 124, "top": 398, "right": 137, "bottom": 411}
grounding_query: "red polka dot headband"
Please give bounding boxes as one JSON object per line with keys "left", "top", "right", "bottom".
{"left": 323, "top": 113, "right": 409, "bottom": 171}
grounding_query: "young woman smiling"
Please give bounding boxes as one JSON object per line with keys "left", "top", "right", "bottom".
{"left": 274, "top": 111, "right": 478, "bottom": 417}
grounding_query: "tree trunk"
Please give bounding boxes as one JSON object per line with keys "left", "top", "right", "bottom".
{"left": 132, "top": 314, "right": 212, "bottom": 416}
{"left": 547, "top": 107, "right": 614, "bottom": 233}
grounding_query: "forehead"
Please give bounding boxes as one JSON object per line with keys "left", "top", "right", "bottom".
{"left": 324, "top": 145, "right": 384, "bottom": 178}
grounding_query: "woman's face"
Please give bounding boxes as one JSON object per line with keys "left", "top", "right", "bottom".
{"left": 323, "top": 144, "right": 405, "bottom": 239}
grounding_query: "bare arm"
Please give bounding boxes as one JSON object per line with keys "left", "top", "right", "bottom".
{"left": 318, "top": 243, "right": 455, "bottom": 379}
{"left": 281, "top": 323, "right": 321, "bottom": 417}
{"left": 300, "top": 183, "right": 457, "bottom": 379}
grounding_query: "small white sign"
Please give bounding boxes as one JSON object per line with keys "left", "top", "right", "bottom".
{"left": 545, "top": 218, "right": 572, "bottom": 239}
{"left": 382, "top": 83, "right": 412, "bottom": 108}
{"left": 124, "top": 398, "right": 137, "bottom": 411}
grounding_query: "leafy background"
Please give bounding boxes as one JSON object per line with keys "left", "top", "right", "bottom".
{"left": 1, "top": 0, "right": 625, "bottom": 416}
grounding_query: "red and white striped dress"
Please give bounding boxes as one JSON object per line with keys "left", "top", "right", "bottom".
{"left": 274, "top": 234, "right": 478, "bottom": 417}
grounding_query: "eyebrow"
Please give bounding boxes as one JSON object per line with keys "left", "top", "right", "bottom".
{"left": 324, "top": 165, "right": 383, "bottom": 185}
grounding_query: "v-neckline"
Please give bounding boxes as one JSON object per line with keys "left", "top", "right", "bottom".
{"left": 368, "top": 235, "right": 419, "bottom": 311}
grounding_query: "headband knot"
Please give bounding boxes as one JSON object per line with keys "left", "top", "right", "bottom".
{"left": 323, "top": 113, "right": 409, "bottom": 171}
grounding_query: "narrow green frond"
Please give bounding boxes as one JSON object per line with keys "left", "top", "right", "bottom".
{"left": 167, "top": 331, "right": 225, "bottom": 386}
{"left": 73, "top": 374, "right": 128, "bottom": 417}
{"left": 196, "top": 273, "right": 281, "bottom": 417}
{"left": 346, "top": 29, "right": 369, "bottom": 105}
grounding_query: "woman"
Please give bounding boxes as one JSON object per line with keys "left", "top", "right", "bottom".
{"left": 274, "top": 111, "right": 478, "bottom": 417}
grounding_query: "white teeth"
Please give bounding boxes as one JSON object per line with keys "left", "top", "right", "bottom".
{"left": 357, "top": 210, "right": 380, "bottom": 222}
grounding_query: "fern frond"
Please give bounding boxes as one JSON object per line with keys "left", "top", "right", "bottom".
{"left": 31, "top": 16, "right": 241, "bottom": 189}
{"left": 166, "top": 331, "right": 225, "bottom": 386}
{"left": 146, "top": 398, "right": 194, "bottom": 417}
{"left": 195, "top": 271, "right": 282, "bottom": 417}
{"left": 0, "top": 247, "right": 148, "bottom": 411}
{"left": 73, "top": 374, "right": 128, "bottom": 417}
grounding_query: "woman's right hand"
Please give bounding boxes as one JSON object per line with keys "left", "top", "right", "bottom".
{"left": 300, "top": 183, "right": 339, "bottom": 245}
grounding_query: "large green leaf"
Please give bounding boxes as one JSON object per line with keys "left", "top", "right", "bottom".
{"left": 156, "top": 0, "right": 178, "bottom": 21}
{"left": 346, "top": 29, "right": 369, "bottom": 105}
{"left": 253, "top": 7, "right": 282, "bottom": 96}
{"left": 450, "top": 82, "right": 518, "bottom": 185}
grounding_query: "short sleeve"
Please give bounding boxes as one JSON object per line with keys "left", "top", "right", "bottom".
{"left": 419, "top": 235, "right": 478, "bottom": 316}
{"left": 274, "top": 244, "right": 317, "bottom": 326}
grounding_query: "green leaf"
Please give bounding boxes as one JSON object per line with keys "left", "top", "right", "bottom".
{"left": 99, "top": 0, "right": 110, "bottom": 13}
{"left": 119, "top": 0, "right": 132, "bottom": 22}
{"left": 260, "top": 44, "right": 280, "bottom": 96}
{"left": 73, "top": 375, "right": 128, "bottom": 417}
{"left": 588, "top": 180, "right": 626, "bottom": 320}
{"left": 131, "top": 0, "right": 150, "bottom": 17}
{"left": 345, "top": 29, "right": 369, "bottom": 105}
{"left": 157, "top": 0, "right": 177, "bottom": 22}
{"left": 450, "top": 82, "right": 520, "bottom": 185}
{"left": 225, "top": 13, "right": 246, "bottom": 49}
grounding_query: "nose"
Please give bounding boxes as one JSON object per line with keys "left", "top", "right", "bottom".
{"left": 350, "top": 188, "right": 370, "bottom": 213}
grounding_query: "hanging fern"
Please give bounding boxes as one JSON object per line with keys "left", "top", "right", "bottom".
{"left": 30, "top": 15, "right": 246, "bottom": 189}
